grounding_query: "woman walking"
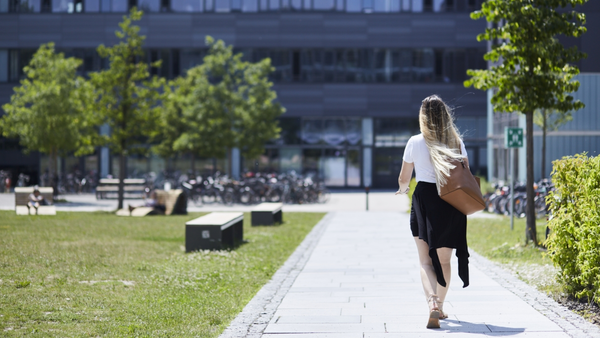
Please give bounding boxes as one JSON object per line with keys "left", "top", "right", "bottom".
{"left": 396, "top": 95, "right": 470, "bottom": 329}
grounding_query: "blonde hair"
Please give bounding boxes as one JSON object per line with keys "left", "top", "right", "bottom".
{"left": 419, "top": 95, "right": 464, "bottom": 192}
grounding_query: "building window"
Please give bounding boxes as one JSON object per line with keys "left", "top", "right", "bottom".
{"left": 5, "top": 0, "right": 41, "bottom": 12}
{"left": 171, "top": 0, "right": 202, "bottom": 11}
{"left": 313, "top": 0, "right": 333, "bottom": 10}
{"left": 0, "top": 50, "right": 7, "bottom": 83}
{"left": 138, "top": 0, "right": 160, "bottom": 11}
{"left": 85, "top": 0, "right": 100, "bottom": 11}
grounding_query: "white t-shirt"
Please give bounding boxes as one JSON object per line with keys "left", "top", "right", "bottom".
{"left": 402, "top": 133, "right": 467, "bottom": 184}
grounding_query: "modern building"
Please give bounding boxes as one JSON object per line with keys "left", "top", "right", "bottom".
{"left": 487, "top": 2, "right": 600, "bottom": 184}
{"left": 0, "top": 0, "right": 490, "bottom": 188}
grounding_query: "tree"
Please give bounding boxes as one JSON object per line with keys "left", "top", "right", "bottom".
{"left": 464, "top": 0, "right": 587, "bottom": 245}
{"left": 534, "top": 108, "right": 572, "bottom": 179}
{"left": 90, "top": 8, "right": 164, "bottom": 209}
{"left": 0, "top": 43, "right": 98, "bottom": 189}
{"left": 154, "top": 37, "right": 284, "bottom": 175}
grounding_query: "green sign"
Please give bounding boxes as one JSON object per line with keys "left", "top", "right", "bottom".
{"left": 505, "top": 127, "right": 523, "bottom": 148}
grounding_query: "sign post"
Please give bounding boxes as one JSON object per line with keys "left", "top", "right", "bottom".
{"left": 505, "top": 127, "right": 523, "bottom": 231}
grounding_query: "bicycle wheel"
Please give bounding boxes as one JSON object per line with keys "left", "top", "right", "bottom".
{"left": 201, "top": 190, "right": 217, "bottom": 204}
{"left": 192, "top": 193, "right": 203, "bottom": 206}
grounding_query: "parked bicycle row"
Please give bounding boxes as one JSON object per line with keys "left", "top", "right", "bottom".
{"left": 483, "top": 179, "right": 554, "bottom": 218}
{"left": 181, "top": 172, "right": 330, "bottom": 206}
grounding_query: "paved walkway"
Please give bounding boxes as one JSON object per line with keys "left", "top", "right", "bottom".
{"left": 0, "top": 192, "right": 498, "bottom": 218}
{"left": 222, "top": 211, "right": 600, "bottom": 338}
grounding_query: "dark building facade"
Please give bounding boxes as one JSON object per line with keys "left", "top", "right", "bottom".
{"left": 1, "top": 0, "right": 491, "bottom": 188}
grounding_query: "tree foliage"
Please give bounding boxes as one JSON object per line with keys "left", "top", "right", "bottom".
{"left": 155, "top": 37, "right": 284, "bottom": 167}
{"left": 0, "top": 43, "right": 98, "bottom": 186}
{"left": 90, "top": 8, "right": 164, "bottom": 208}
{"left": 464, "top": 0, "right": 587, "bottom": 245}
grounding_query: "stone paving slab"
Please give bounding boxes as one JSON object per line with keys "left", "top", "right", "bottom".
{"left": 220, "top": 211, "right": 600, "bottom": 338}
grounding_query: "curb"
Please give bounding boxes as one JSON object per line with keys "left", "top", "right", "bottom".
{"left": 218, "top": 212, "right": 334, "bottom": 338}
{"left": 470, "top": 250, "right": 600, "bottom": 338}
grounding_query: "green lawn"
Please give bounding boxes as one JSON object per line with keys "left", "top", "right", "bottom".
{"left": 0, "top": 211, "right": 324, "bottom": 337}
{"left": 468, "top": 216, "right": 549, "bottom": 265}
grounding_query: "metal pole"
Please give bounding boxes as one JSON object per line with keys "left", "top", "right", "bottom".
{"left": 510, "top": 148, "right": 514, "bottom": 231}
{"left": 365, "top": 186, "right": 369, "bottom": 211}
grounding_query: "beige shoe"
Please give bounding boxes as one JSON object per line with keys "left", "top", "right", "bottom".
{"left": 426, "top": 294, "right": 441, "bottom": 329}
{"left": 438, "top": 300, "right": 448, "bottom": 320}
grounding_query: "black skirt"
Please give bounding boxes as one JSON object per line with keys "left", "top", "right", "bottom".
{"left": 410, "top": 182, "right": 470, "bottom": 288}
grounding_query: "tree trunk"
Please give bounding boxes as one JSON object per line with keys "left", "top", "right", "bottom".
{"left": 541, "top": 110, "right": 547, "bottom": 179}
{"left": 525, "top": 111, "right": 538, "bottom": 245}
{"left": 118, "top": 151, "right": 126, "bottom": 210}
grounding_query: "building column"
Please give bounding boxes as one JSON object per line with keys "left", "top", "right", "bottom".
{"left": 362, "top": 118, "right": 373, "bottom": 187}
{"left": 100, "top": 124, "right": 110, "bottom": 178}
{"left": 231, "top": 147, "right": 240, "bottom": 179}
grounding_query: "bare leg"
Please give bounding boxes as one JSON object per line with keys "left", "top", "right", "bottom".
{"left": 414, "top": 237, "right": 443, "bottom": 328}
{"left": 435, "top": 247, "right": 453, "bottom": 317}
{"left": 414, "top": 237, "right": 437, "bottom": 299}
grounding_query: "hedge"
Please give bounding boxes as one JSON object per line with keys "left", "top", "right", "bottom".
{"left": 546, "top": 153, "right": 600, "bottom": 304}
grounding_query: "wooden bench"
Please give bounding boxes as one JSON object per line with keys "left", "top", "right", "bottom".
{"left": 185, "top": 212, "right": 244, "bottom": 252}
{"left": 251, "top": 202, "right": 283, "bottom": 226}
{"left": 116, "top": 189, "right": 187, "bottom": 217}
{"left": 95, "top": 178, "right": 146, "bottom": 200}
{"left": 14, "top": 187, "right": 56, "bottom": 215}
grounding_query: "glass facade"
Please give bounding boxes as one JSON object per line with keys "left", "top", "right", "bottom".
{"left": 240, "top": 116, "right": 486, "bottom": 188}
{"left": 1, "top": 47, "right": 486, "bottom": 83}
{"left": 0, "top": 0, "right": 484, "bottom": 12}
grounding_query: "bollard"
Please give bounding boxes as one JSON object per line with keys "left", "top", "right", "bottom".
{"left": 365, "top": 186, "right": 370, "bottom": 211}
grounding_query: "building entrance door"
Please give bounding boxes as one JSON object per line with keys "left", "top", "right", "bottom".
{"left": 372, "top": 147, "right": 404, "bottom": 189}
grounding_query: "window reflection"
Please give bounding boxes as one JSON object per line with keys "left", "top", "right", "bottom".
{"left": 180, "top": 49, "right": 205, "bottom": 72}
{"left": 302, "top": 119, "right": 323, "bottom": 145}
{"left": 346, "top": 119, "right": 362, "bottom": 145}
{"left": 111, "top": 0, "right": 127, "bottom": 11}
{"left": 323, "top": 119, "right": 346, "bottom": 146}
{"left": 313, "top": 0, "right": 333, "bottom": 10}
{"left": 0, "top": 50, "right": 7, "bottom": 82}
{"left": 172, "top": 0, "right": 202, "bottom": 11}
{"left": 411, "top": 0, "right": 421, "bottom": 11}
{"left": 242, "top": 0, "right": 257, "bottom": 11}
{"left": 8, "top": 0, "right": 41, "bottom": 12}
{"left": 302, "top": 149, "right": 322, "bottom": 178}
{"left": 323, "top": 149, "right": 345, "bottom": 186}
{"left": 281, "top": 148, "right": 302, "bottom": 174}
{"left": 215, "top": 0, "right": 229, "bottom": 11}
{"left": 278, "top": 118, "right": 301, "bottom": 145}
{"left": 139, "top": 0, "right": 159, "bottom": 11}
{"left": 346, "top": 0, "right": 360, "bottom": 12}
{"left": 85, "top": 0, "right": 99, "bottom": 11}
{"left": 413, "top": 48, "right": 434, "bottom": 82}
{"left": 347, "top": 149, "right": 361, "bottom": 186}
{"left": 374, "top": 118, "right": 420, "bottom": 147}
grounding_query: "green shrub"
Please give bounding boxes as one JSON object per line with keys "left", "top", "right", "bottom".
{"left": 477, "top": 175, "right": 494, "bottom": 195}
{"left": 546, "top": 153, "right": 600, "bottom": 304}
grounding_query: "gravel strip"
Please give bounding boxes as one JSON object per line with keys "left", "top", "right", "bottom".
{"left": 218, "top": 212, "right": 334, "bottom": 338}
{"left": 470, "top": 250, "right": 600, "bottom": 338}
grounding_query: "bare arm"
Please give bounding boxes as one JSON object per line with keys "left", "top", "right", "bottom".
{"left": 395, "top": 161, "right": 414, "bottom": 195}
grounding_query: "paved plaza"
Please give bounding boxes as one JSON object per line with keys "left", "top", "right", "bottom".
{"left": 221, "top": 212, "right": 600, "bottom": 338}
{"left": 0, "top": 190, "right": 413, "bottom": 213}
